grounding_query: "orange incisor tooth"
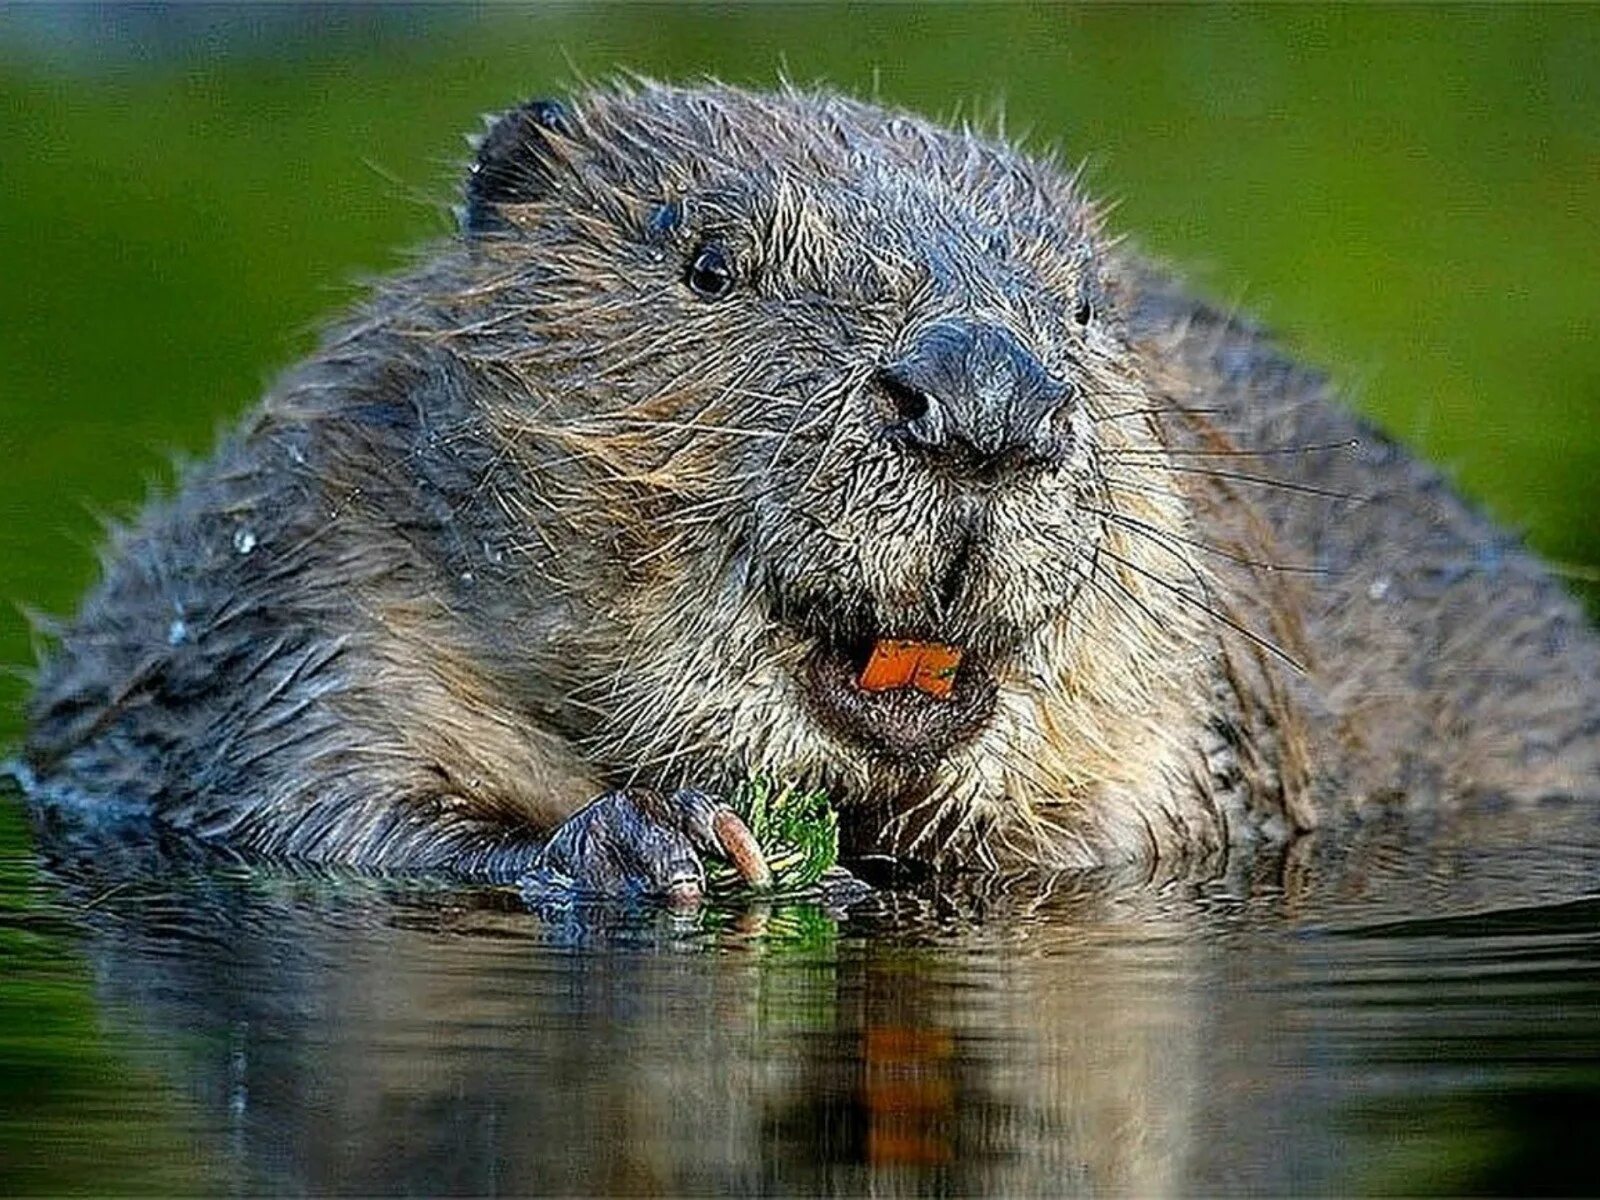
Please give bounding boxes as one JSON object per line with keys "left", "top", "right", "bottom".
{"left": 910, "top": 643, "right": 962, "bottom": 699}
{"left": 857, "top": 639, "right": 963, "bottom": 700}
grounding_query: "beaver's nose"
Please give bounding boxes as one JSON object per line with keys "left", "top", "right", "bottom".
{"left": 878, "top": 321, "right": 1072, "bottom": 473}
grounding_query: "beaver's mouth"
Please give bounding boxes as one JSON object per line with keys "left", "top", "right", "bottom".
{"left": 800, "top": 626, "right": 998, "bottom": 767}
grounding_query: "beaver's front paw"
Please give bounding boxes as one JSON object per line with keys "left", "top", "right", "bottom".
{"left": 518, "top": 787, "right": 770, "bottom": 907}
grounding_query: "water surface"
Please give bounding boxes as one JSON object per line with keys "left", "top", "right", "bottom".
{"left": 5, "top": 789, "right": 1598, "bottom": 1196}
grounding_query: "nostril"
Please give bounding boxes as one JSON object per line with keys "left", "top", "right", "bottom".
{"left": 877, "top": 368, "right": 932, "bottom": 423}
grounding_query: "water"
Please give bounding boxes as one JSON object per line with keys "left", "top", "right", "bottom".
{"left": 5, "top": 787, "right": 1598, "bottom": 1196}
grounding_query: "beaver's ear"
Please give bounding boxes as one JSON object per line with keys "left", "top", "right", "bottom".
{"left": 462, "top": 98, "right": 577, "bottom": 235}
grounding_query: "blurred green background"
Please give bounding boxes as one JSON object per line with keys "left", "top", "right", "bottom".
{"left": 2, "top": 3, "right": 1598, "bottom": 737}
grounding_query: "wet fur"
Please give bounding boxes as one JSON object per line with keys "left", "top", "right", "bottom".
{"left": 23, "top": 82, "right": 1600, "bottom": 876}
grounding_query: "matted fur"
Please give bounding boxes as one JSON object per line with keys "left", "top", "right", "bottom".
{"left": 23, "top": 81, "right": 1600, "bottom": 877}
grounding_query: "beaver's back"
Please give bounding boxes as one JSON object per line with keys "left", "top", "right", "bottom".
{"left": 1128, "top": 274, "right": 1600, "bottom": 810}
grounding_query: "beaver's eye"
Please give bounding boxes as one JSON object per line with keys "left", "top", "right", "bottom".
{"left": 1073, "top": 297, "right": 1094, "bottom": 327}
{"left": 686, "top": 242, "right": 736, "bottom": 300}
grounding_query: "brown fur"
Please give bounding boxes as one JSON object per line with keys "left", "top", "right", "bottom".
{"left": 22, "top": 81, "right": 1600, "bottom": 878}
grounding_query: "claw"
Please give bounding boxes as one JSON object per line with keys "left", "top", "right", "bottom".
{"left": 662, "top": 875, "right": 705, "bottom": 908}
{"left": 712, "top": 807, "right": 772, "bottom": 890}
{"left": 523, "top": 787, "right": 773, "bottom": 905}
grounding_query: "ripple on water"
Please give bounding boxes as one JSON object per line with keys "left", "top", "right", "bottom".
{"left": 4, "top": 783, "right": 1600, "bottom": 1195}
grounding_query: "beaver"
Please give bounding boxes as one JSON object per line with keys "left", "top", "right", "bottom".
{"left": 21, "top": 81, "right": 1600, "bottom": 901}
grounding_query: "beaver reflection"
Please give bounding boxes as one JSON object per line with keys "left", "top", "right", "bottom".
{"left": 753, "top": 884, "right": 1211, "bottom": 1195}
{"left": 43, "top": 845, "right": 1225, "bottom": 1196}
{"left": 29, "top": 799, "right": 1600, "bottom": 1194}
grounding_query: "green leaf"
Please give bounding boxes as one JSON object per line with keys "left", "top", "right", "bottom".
{"left": 706, "top": 775, "right": 839, "bottom": 895}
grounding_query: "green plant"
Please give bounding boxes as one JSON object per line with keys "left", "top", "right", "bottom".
{"left": 708, "top": 775, "right": 838, "bottom": 895}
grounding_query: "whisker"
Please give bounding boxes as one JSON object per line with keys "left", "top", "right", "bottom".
{"left": 1096, "top": 543, "right": 1307, "bottom": 673}
{"left": 1082, "top": 505, "right": 1334, "bottom": 576}
{"left": 1095, "top": 477, "right": 1195, "bottom": 506}
{"left": 1104, "top": 438, "right": 1359, "bottom": 460}
{"left": 1105, "top": 463, "right": 1366, "bottom": 503}
{"left": 1090, "top": 404, "right": 1227, "bottom": 422}
{"left": 1080, "top": 549, "right": 1175, "bottom": 646}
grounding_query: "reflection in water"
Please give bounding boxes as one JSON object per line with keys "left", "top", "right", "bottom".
{"left": 10, "top": 795, "right": 1600, "bottom": 1195}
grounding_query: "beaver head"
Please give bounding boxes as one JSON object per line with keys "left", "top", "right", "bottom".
{"left": 416, "top": 82, "right": 1214, "bottom": 865}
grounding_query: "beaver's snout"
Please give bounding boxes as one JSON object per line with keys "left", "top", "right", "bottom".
{"left": 878, "top": 319, "right": 1073, "bottom": 478}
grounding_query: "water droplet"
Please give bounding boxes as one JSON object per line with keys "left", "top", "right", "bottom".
{"left": 167, "top": 618, "right": 188, "bottom": 646}
{"left": 233, "top": 528, "right": 257, "bottom": 555}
